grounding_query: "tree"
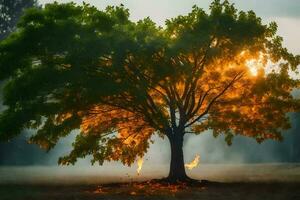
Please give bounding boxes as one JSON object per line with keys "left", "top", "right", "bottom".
{"left": 0, "top": 0, "right": 40, "bottom": 164}
{"left": 0, "top": 1, "right": 299, "bottom": 182}
{"left": 0, "top": 0, "right": 39, "bottom": 40}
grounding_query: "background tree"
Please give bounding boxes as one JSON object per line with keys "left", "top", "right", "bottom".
{"left": 0, "top": 0, "right": 40, "bottom": 165}
{"left": 0, "top": 0, "right": 39, "bottom": 40}
{"left": 0, "top": 1, "right": 299, "bottom": 182}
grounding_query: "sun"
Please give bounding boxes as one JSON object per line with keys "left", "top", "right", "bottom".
{"left": 246, "top": 59, "right": 259, "bottom": 76}
{"left": 242, "top": 51, "right": 265, "bottom": 76}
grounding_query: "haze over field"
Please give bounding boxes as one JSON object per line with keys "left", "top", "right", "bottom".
{"left": 1, "top": 164, "right": 300, "bottom": 185}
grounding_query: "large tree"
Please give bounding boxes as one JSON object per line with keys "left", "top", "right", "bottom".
{"left": 0, "top": 1, "right": 299, "bottom": 182}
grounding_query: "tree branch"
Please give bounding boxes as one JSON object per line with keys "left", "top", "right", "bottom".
{"left": 185, "top": 71, "right": 244, "bottom": 128}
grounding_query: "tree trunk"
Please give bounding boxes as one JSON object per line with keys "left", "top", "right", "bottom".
{"left": 167, "top": 132, "right": 189, "bottom": 182}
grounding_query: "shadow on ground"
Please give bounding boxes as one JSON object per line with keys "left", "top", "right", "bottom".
{"left": 1, "top": 181, "right": 300, "bottom": 200}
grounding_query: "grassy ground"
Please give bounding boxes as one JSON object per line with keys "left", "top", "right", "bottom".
{"left": 1, "top": 164, "right": 300, "bottom": 199}
{"left": 1, "top": 181, "right": 300, "bottom": 200}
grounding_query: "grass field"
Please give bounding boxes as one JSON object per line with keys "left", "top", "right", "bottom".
{"left": 1, "top": 182, "right": 300, "bottom": 200}
{"left": 1, "top": 164, "right": 300, "bottom": 200}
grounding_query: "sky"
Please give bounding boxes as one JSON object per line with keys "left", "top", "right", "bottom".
{"left": 1, "top": 0, "right": 300, "bottom": 169}
{"left": 39, "top": 0, "right": 300, "bottom": 19}
{"left": 38, "top": 0, "right": 300, "bottom": 54}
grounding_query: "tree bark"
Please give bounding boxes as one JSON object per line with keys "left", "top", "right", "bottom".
{"left": 167, "top": 131, "right": 189, "bottom": 182}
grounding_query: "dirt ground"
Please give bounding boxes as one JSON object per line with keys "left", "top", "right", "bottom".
{"left": 1, "top": 181, "right": 300, "bottom": 200}
{"left": 1, "top": 164, "right": 300, "bottom": 200}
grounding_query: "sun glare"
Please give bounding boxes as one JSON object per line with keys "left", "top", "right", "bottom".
{"left": 246, "top": 59, "right": 259, "bottom": 76}
{"left": 243, "top": 51, "right": 266, "bottom": 76}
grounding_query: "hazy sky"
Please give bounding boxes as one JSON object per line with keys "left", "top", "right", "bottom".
{"left": 38, "top": 0, "right": 300, "bottom": 54}
{"left": 39, "top": 0, "right": 300, "bottom": 19}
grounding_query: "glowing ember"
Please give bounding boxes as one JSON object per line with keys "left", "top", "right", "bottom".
{"left": 185, "top": 154, "right": 200, "bottom": 170}
{"left": 88, "top": 181, "right": 191, "bottom": 196}
{"left": 131, "top": 182, "right": 187, "bottom": 194}
{"left": 136, "top": 157, "right": 144, "bottom": 175}
{"left": 92, "top": 186, "right": 107, "bottom": 194}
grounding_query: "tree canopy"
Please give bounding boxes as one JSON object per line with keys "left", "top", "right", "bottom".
{"left": 0, "top": 0, "right": 299, "bottom": 169}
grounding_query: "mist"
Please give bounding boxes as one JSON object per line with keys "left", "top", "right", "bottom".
{"left": 1, "top": 112, "right": 300, "bottom": 166}
{"left": 1, "top": 86, "right": 300, "bottom": 165}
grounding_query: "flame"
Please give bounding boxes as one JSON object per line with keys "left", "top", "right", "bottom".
{"left": 136, "top": 157, "right": 144, "bottom": 175}
{"left": 185, "top": 154, "right": 200, "bottom": 170}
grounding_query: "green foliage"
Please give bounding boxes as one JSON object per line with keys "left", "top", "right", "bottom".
{"left": 0, "top": 0, "right": 299, "bottom": 166}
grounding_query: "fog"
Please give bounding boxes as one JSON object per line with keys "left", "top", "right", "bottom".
{"left": 1, "top": 113, "right": 300, "bottom": 166}
{"left": 1, "top": 164, "right": 300, "bottom": 184}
